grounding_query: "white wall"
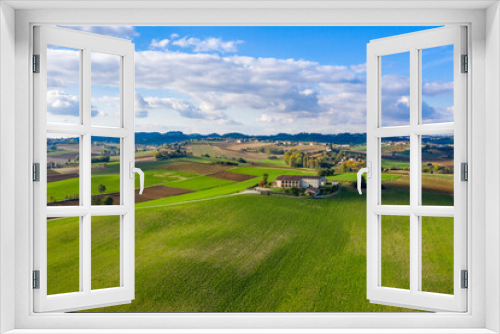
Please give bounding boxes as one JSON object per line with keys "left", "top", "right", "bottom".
{"left": 10, "top": 6, "right": 490, "bottom": 331}
{"left": 0, "top": 2, "right": 16, "bottom": 333}
{"left": 486, "top": 2, "right": 500, "bottom": 332}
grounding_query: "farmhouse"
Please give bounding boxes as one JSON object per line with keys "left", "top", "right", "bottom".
{"left": 275, "top": 175, "right": 327, "bottom": 188}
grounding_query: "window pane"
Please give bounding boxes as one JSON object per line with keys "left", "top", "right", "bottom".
{"left": 381, "top": 215, "right": 410, "bottom": 290}
{"left": 47, "top": 217, "right": 80, "bottom": 295}
{"left": 421, "top": 134, "right": 454, "bottom": 206}
{"left": 46, "top": 45, "right": 81, "bottom": 125}
{"left": 91, "top": 137, "right": 121, "bottom": 206}
{"left": 47, "top": 134, "right": 80, "bottom": 206}
{"left": 421, "top": 217, "right": 454, "bottom": 295}
{"left": 91, "top": 52, "right": 121, "bottom": 128}
{"left": 92, "top": 215, "right": 121, "bottom": 290}
{"left": 421, "top": 45, "right": 454, "bottom": 124}
{"left": 381, "top": 137, "right": 410, "bottom": 205}
{"left": 381, "top": 52, "right": 410, "bottom": 127}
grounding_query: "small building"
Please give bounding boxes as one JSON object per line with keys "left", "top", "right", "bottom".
{"left": 305, "top": 187, "right": 321, "bottom": 196}
{"left": 275, "top": 175, "right": 327, "bottom": 188}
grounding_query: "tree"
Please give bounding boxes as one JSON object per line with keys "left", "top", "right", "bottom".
{"left": 103, "top": 196, "right": 114, "bottom": 205}
{"left": 433, "top": 164, "right": 440, "bottom": 174}
{"left": 98, "top": 183, "right": 106, "bottom": 196}
{"left": 91, "top": 196, "right": 102, "bottom": 205}
{"left": 263, "top": 173, "right": 269, "bottom": 186}
{"left": 290, "top": 186, "right": 300, "bottom": 196}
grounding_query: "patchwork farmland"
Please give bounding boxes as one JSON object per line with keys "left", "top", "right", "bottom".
{"left": 46, "top": 134, "right": 455, "bottom": 312}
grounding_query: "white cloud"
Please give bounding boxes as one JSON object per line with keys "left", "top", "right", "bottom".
{"left": 150, "top": 38, "right": 170, "bottom": 49}
{"left": 172, "top": 36, "right": 243, "bottom": 53}
{"left": 171, "top": 33, "right": 180, "bottom": 39}
{"left": 47, "top": 43, "right": 454, "bottom": 133}
{"left": 47, "top": 90, "right": 99, "bottom": 117}
{"left": 135, "top": 92, "right": 151, "bottom": 118}
{"left": 91, "top": 52, "right": 120, "bottom": 87}
{"left": 146, "top": 97, "right": 238, "bottom": 124}
{"left": 47, "top": 90, "right": 79, "bottom": 116}
{"left": 422, "top": 81, "right": 453, "bottom": 96}
{"left": 133, "top": 50, "right": 367, "bottom": 130}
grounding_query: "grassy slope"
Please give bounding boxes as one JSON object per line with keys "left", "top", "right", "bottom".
{"left": 45, "top": 188, "right": 453, "bottom": 312}
{"left": 327, "top": 173, "right": 401, "bottom": 182}
{"left": 229, "top": 166, "right": 315, "bottom": 181}
{"left": 47, "top": 161, "right": 234, "bottom": 202}
{"left": 135, "top": 167, "right": 319, "bottom": 207}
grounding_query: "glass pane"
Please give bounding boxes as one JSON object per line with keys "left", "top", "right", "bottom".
{"left": 381, "top": 137, "right": 410, "bottom": 205}
{"left": 46, "top": 45, "right": 81, "bottom": 125}
{"left": 421, "top": 134, "right": 454, "bottom": 206}
{"left": 381, "top": 215, "right": 410, "bottom": 290}
{"left": 421, "top": 217, "right": 454, "bottom": 294}
{"left": 92, "top": 216, "right": 121, "bottom": 290}
{"left": 47, "top": 134, "right": 80, "bottom": 206}
{"left": 91, "top": 137, "right": 121, "bottom": 205}
{"left": 47, "top": 216, "right": 80, "bottom": 295}
{"left": 91, "top": 52, "right": 121, "bottom": 128}
{"left": 381, "top": 52, "right": 410, "bottom": 127}
{"left": 421, "top": 45, "right": 454, "bottom": 124}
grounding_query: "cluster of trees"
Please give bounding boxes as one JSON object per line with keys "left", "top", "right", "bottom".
{"left": 91, "top": 196, "right": 114, "bottom": 205}
{"left": 91, "top": 183, "right": 114, "bottom": 205}
{"left": 339, "top": 159, "right": 365, "bottom": 173}
{"left": 284, "top": 149, "right": 327, "bottom": 169}
{"left": 155, "top": 149, "right": 186, "bottom": 160}
{"left": 422, "top": 144, "right": 454, "bottom": 159}
{"left": 257, "top": 147, "right": 285, "bottom": 155}
{"left": 91, "top": 155, "right": 110, "bottom": 163}
{"left": 259, "top": 173, "right": 270, "bottom": 187}
{"left": 422, "top": 163, "right": 454, "bottom": 174}
{"left": 317, "top": 168, "right": 336, "bottom": 176}
{"left": 214, "top": 161, "right": 238, "bottom": 166}
{"left": 48, "top": 161, "right": 76, "bottom": 169}
{"left": 48, "top": 193, "right": 79, "bottom": 203}
{"left": 280, "top": 186, "right": 303, "bottom": 196}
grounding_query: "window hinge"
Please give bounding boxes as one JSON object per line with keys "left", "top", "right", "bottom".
{"left": 33, "top": 163, "right": 40, "bottom": 182}
{"left": 461, "top": 54, "right": 468, "bottom": 73}
{"left": 461, "top": 162, "right": 468, "bottom": 182}
{"left": 33, "top": 54, "right": 40, "bottom": 73}
{"left": 33, "top": 270, "right": 40, "bottom": 289}
{"left": 461, "top": 270, "right": 468, "bottom": 289}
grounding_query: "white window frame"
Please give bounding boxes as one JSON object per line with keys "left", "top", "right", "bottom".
{"left": 1, "top": 1, "right": 499, "bottom": 333}
{"left": 365, "top": 26, "right": 468, "bottom": 312}
{"left": 33, "top": 26, "right": 136, "bottom": 313}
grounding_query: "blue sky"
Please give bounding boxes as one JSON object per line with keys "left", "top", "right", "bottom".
{"left": 47, "top": 26, "right": 454, "bottom": 134}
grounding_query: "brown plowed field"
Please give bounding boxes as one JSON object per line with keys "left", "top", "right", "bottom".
{"left": 156, "top": 161, "right": 232, "bottom": 175}
{"left": 107, "top": 186, "right": 194, "bottom": 204}
{"left": 208, "top": 171, "right": 256, "bottom": 182}
{"left": 48, "top": 173, "right": 79, "bottom": 183}
{"left": 47, "top": 185, "right": 193, "bottom": 206}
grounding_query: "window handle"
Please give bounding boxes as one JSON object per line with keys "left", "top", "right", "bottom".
{"left": 357, "top": 162, "right": 371, "bottom": 195}
{"left": 130, "top": 162, "right": 145, "bottom": 195}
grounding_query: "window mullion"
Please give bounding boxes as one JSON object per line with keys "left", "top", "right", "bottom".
{"left": 409, "top": 47, "right": 420, "bottom": 294}
{"left": 81, "top": 47, "right": 92, "bottom": 295}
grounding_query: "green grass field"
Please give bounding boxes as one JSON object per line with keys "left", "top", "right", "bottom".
{"left": 381, "top": 159, "right": 410, "bottom": 170}
{"left": 229, "top": 166, "right": 315, "bottom": 181}
{"left": 45, "top": 188, "right": 453, "bottom": 312}
{"left": 327, "top": 173, "right": 402, "bottom": 183}
{"left": 46, "top": 154, "right": 455, "bottom": 312}
{"left": 47, "top": 160, "right": 235, "bottom": 202}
